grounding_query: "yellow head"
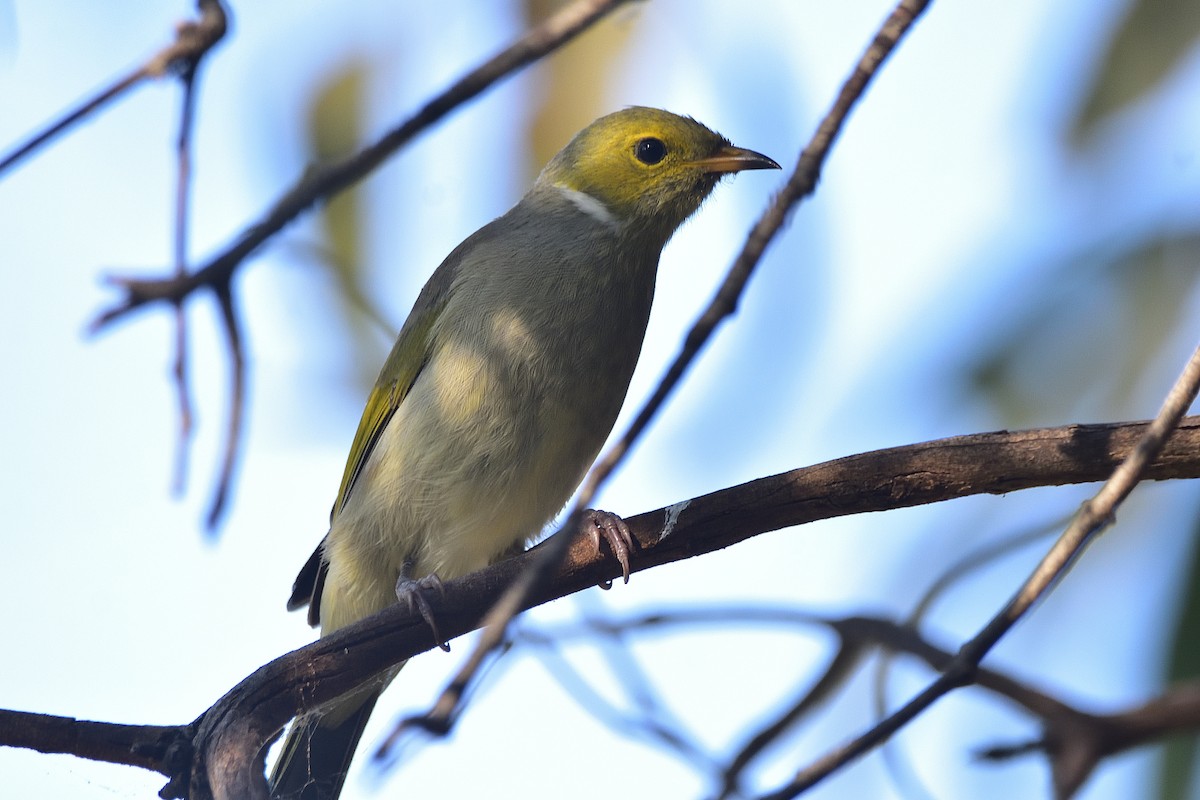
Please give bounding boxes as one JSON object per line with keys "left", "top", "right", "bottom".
{"left": 538, "top": 106, "right": 779, "bottom": 243}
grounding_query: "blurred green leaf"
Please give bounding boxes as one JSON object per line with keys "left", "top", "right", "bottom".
{"left": 1071, "top": 0, "right": 1200, "bottom": 144}
{"left": 970, "top": 232, "right": 1200, "bottom": 424}
{"left": 524, "top": 0, "right": 635, "bottom": 179}
{"left": 305, "top": 61, "right": 391, "bottom": 393}
{"left": 310, "top": 63, "right": 366, "bottom": 289}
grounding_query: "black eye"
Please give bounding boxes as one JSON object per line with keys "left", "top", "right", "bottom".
{"left": 634, "top": 137, "right": 667, "bottom": 165}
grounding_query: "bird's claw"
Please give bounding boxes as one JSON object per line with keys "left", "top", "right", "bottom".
{"left": 583, "top": 509, "right": 633, "bottom": 586}
{"left": 395, "top": 569, "right": 450, "bottom": 651}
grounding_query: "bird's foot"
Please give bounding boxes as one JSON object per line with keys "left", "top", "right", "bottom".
{"left": 396, "top": 565, "right": 450, "bottom": 652}
{"left": 582, "top": 509, "right": 634, "bottom": 587}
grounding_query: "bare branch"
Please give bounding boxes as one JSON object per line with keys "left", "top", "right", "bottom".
{"left": 4, "top": 418, "right": 1200, "bottom": 797}
{"left": 205, "top": 282, "right": 246, "bottom": 530}
{"left": 170, "top": 36, "right": 202, "bottom": 497}
{"left": 0, "top": 0, "right": 227, "bottom": 176}
{"left": 581, "top": 0, "right": 933, "bottom": 510}
{"left": 835, "top": 618, "right": 1200, "bottom": 800}
{"left": 206, "top": 416, "right": 1200, "bottom": 794}
{"left": 768, "top": 343, "right": 1200, "bottom": 798}
{"left": 89, "top": 0, "right": 636, "bottom": 334}
{"left": 518, "top": 608, "right": 1200, "bottom": 799}
{"left": 0, "top": 708, "right": 188, "bottom": 778}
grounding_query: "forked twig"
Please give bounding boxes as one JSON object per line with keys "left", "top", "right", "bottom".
{"left": 0, "top": 0, "right": 227, "bottom": 176}
{"left": 90, "top": 0, "right": 637, "bottom": 333}
{"left": 767, "top": 341, "right": 1200, "bottom": 798}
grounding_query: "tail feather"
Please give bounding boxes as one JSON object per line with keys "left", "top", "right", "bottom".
{"left": 268, "top": 689, "right": 381, "bottom": 800}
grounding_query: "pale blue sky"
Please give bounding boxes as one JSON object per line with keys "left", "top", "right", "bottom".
{"left": 2, "top": 2, "right": 1199, "bottom": 799}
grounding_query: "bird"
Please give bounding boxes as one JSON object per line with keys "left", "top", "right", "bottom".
{"left": 269, "top": 106, "right": 779, "bottom": 799}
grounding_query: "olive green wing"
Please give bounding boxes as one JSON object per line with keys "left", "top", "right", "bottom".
{"left": 331, "top": 307, "right": 438, "bottom": 518}
{"left": 284, "top": 294, "right": 444, "bottom": 622}
{"left": 284, "top": 301, "right": 441, "bottom": 622}
{"left": 285, "top": 221, "right": 500, "bottom": 622}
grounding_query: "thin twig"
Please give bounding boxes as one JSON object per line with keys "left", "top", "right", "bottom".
{"left": 0, "top": 70, "right": 144, "bottom": 175}
{"left": 0, "top": 0, "right": 226, "bottom": 176}
{"left": 206, "top": 282, "right": 245, "bottom": 530}
{"left": 579, "top": 0, "right": 933, "bottom": 507}
{"left": 718, "top": 636, "right": 867, "bottom": 800}
{"left": 0, "top": 1, "right": 225, "bottom": 514}
{"left": 170, "top": 59, "right": 200, "bottom": 497}
{"left": 767, "top": 342, "right": 1200, "bottom": 799}
{"left": 512, "top": 622, "right": 718, "bottom": 773}
{"left": 871, "top": 515, "right": 1063, "bottom": 800}
{"left": 90, "top": 0, "right": 636, "bottom": 333}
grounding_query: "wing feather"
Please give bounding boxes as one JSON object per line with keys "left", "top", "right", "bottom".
{"left": 285, "top": 218, "right": 505, "bottom": 621}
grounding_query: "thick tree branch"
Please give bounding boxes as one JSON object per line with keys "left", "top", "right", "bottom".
{"left": 3, "top": 417, "right": 1196, "bottom": 798}
{"left": 0, "top": 709, "right": 189, "bottom": 777}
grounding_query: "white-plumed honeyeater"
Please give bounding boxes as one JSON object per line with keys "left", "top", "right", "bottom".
{"left": 270, "top": 106, "right": 779, "bottom": 799}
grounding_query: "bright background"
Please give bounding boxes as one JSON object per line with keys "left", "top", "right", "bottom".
{"left": 2, "top": 1, "right": 1200, "bottom": 799}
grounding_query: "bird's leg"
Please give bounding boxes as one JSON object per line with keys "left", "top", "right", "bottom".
{"left": 395, "top": 561, "right": 450, "bottom": 652}
{"left": 582, "top": 509, "right": 634, "bottom": 587}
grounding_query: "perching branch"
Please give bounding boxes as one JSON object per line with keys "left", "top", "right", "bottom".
{"left": 4, "top": 417, "right": 1197, "bottom": 799}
